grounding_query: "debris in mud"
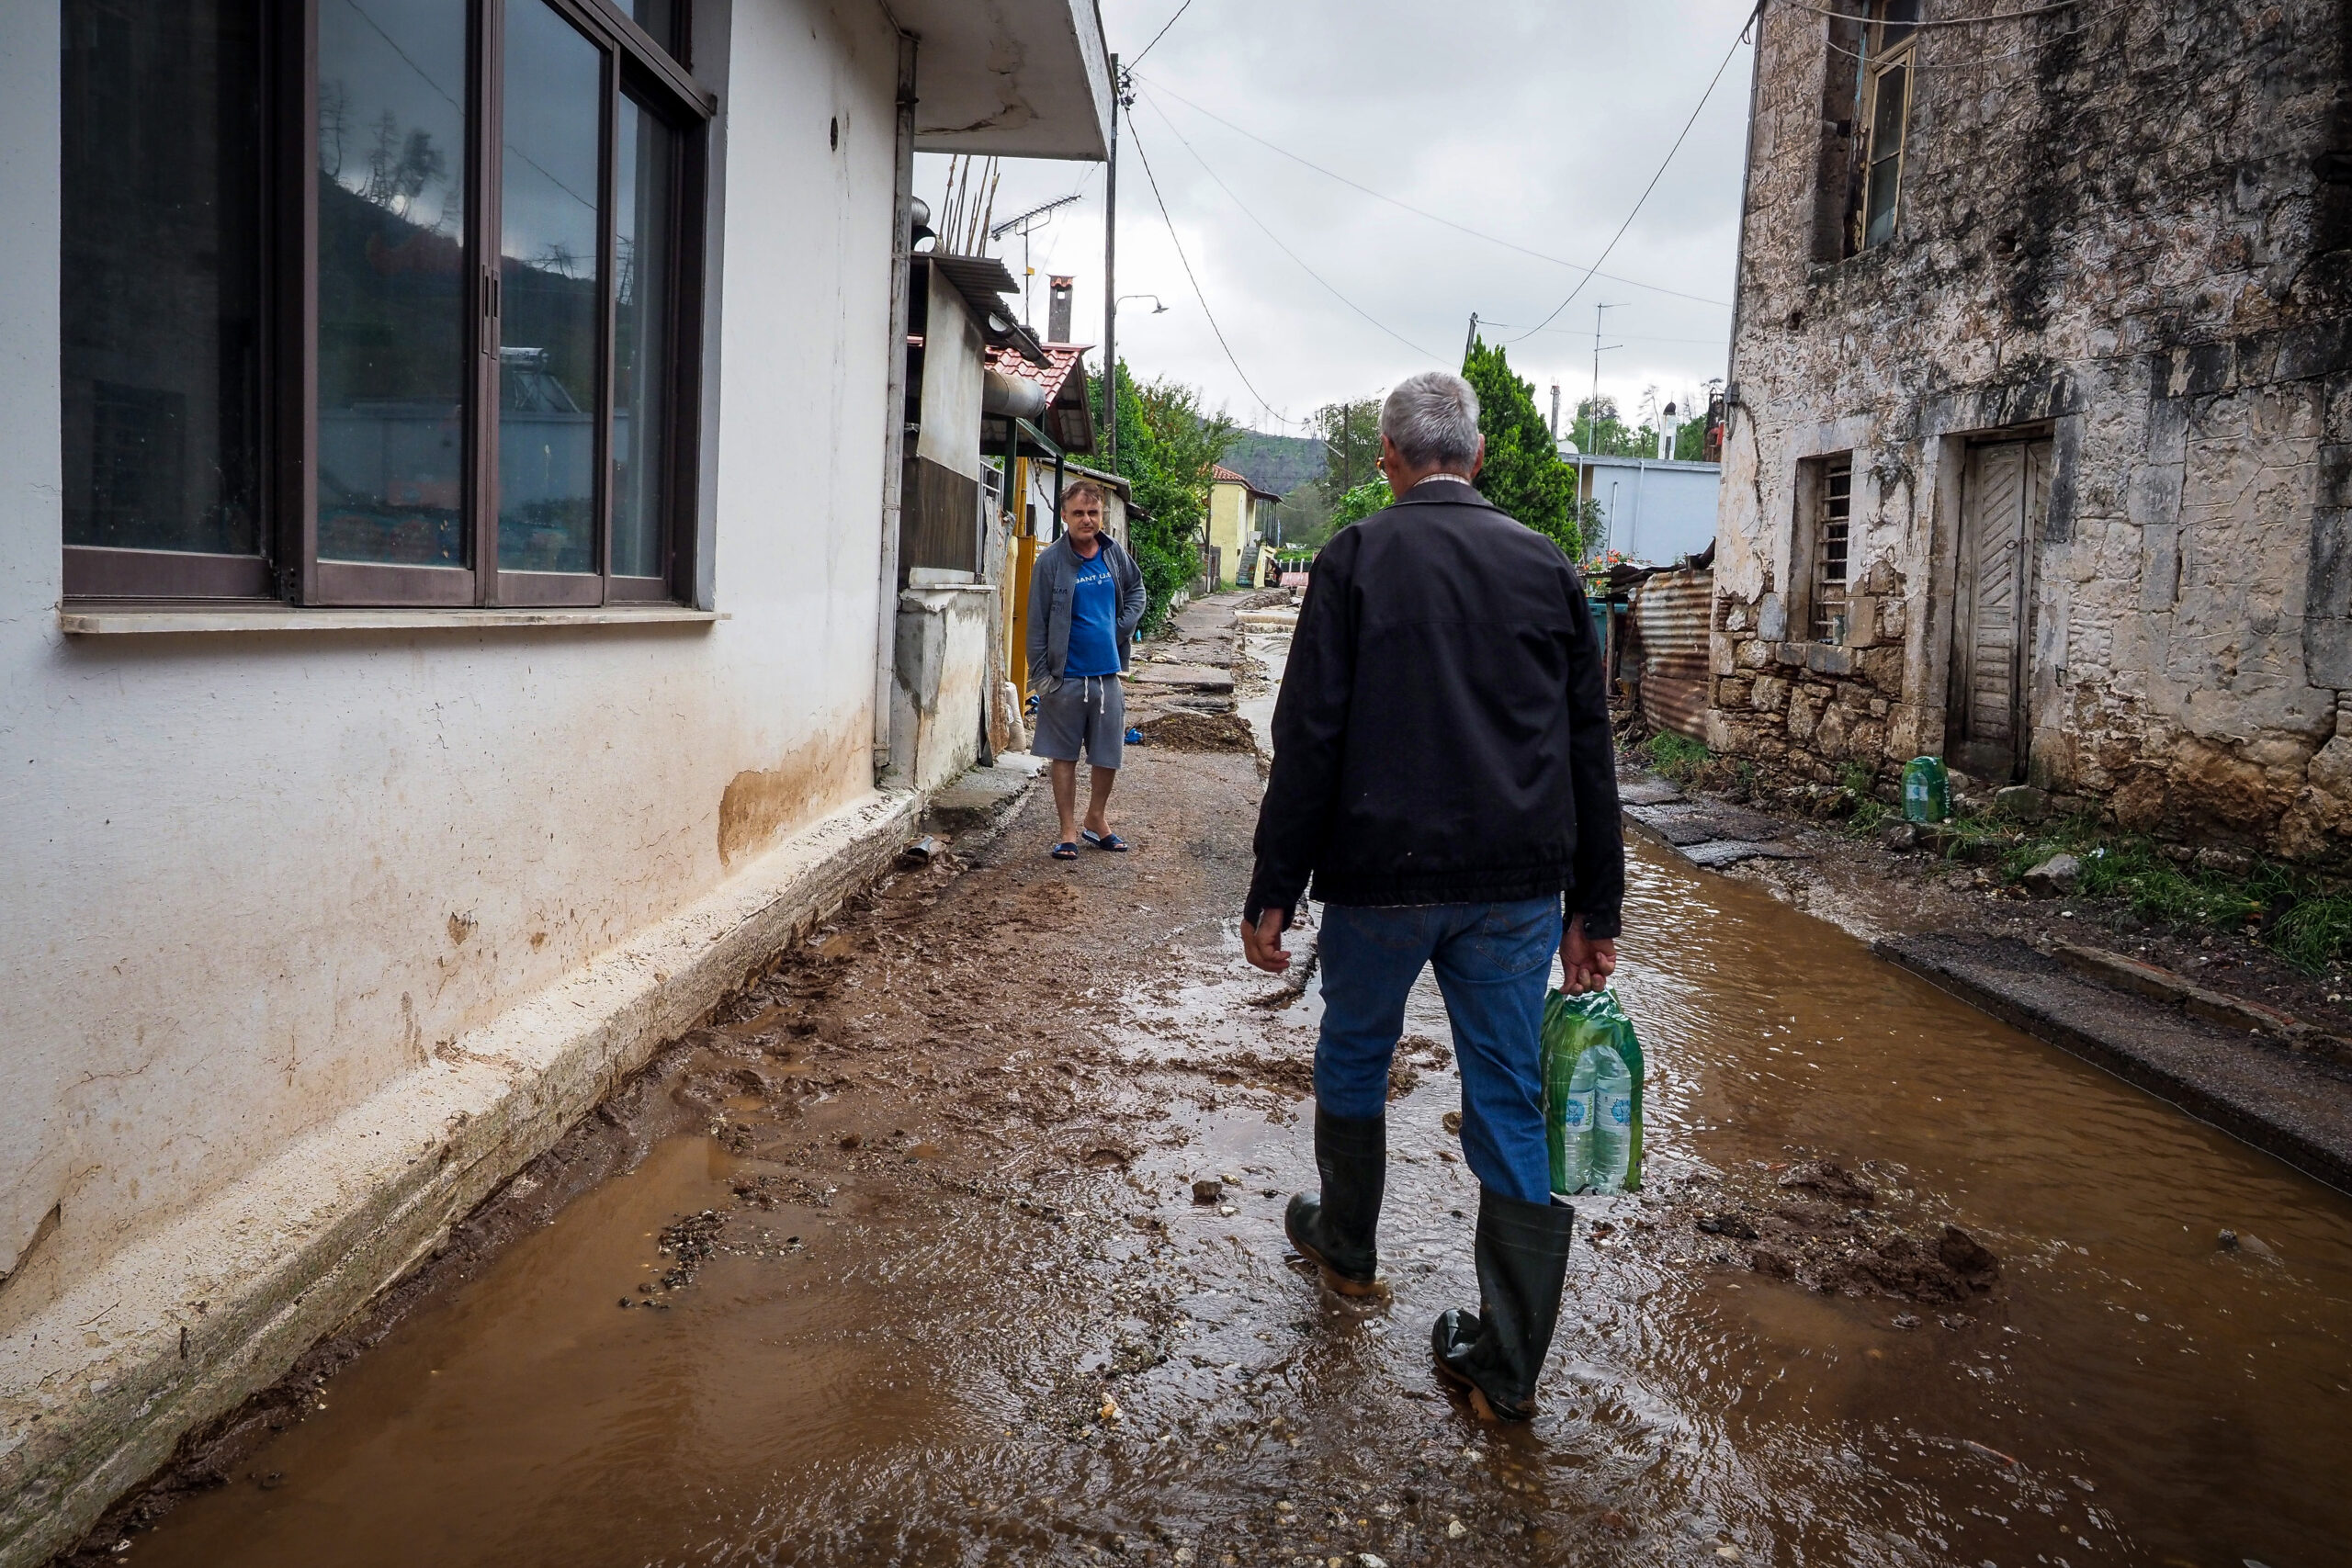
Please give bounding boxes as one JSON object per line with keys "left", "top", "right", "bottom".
{"left": 1192, "top": 1179, "right": 1226, "bottom": 1203}
{"left": 1660, "top": 1157, "right": 2002, "bottom": 1305}
{"left": 1133, "top": 710, "right": 1256, "bottom": 753}
{"left": 654, "top": 1209, "right": 729, "bottom": 1292}
{"left": 1776, "top": 1159, "right": 1875, "bottom": 1205}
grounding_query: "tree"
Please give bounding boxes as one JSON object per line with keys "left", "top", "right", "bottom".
{"left": 1329, "top": 479, "right": 1390, "bottom": 532}
{"left": 1569, "top": 395, "right": 1657, "bottom": 459}
{"left": 1089, "top": 363, "right": 1236, "bottom": 633}
{"left": 1462, "top": 337, "right": 1578, "bottom": 557}
{"left": 1311, "top": 397, "right": 1384, "bottom": 505}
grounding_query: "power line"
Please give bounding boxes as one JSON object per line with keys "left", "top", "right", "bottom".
{"left": 1137, "top": 75, "right": 1733, "bottom": 310}
{"left": 1125, "top": 114, "right": 1289, "bottom": 425}
{"left": 1140, "top": 91, "right": 1437, "bottom": 362}
{"left": 1128, "top": 0, "right": 1196, "bottom": 67}
{"left": 1506, "top": 6, "right": 1757, "bottom": 344}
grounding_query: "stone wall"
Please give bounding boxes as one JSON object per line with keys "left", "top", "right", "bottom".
{"left": 1713, "top": 0, "right": 2352, "bottom": 857}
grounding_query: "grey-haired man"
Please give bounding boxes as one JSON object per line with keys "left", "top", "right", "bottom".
{"left": 1026, "top": 479, "right": 1147, "bottom": 860}
{"left": 1240, "top": 369, "right": 1623, "bottom": 1422}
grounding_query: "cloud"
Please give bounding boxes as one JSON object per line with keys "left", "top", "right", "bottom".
{"left": 917, "top": 0, "right": 1758, "bottom": 434}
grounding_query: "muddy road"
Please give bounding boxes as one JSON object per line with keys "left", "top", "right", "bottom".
{"left": 104, "top": 652, "right": 2352, "bottom": 1567}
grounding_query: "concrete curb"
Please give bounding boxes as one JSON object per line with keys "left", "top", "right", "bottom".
{"left": 1876, "top": 934, "right": 2352, "bottom": 1196}
{"left": 0, "top": 790, "right": 918, "bottom": 1568}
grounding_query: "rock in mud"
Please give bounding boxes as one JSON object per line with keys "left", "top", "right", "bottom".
{"left": 2021, "top": 852, "right": 2083, "bottom": 897}
{"left": 1776, "top": 1159, "right": 1874, "bottom": 1206}
{"left": 1192, "top": 1179, "right": 1225, "bottom": 1204}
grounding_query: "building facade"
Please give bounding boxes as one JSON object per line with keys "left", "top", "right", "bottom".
{"left": 1208, "top": 463, "right": 1276, "bottom": 587}
{"left": 1575, "top": 454, "right": 1723, "bottom": 568}
{"left": 0, "top": 2, "right": 1107, "bottom": 1561}
{"left": 1711, "top": 0, "right": 2352, "bottom": 858}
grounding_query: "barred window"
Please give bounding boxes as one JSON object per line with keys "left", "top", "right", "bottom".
{"left": 1810, "top": 458, "right": 1854, "bottom": 643}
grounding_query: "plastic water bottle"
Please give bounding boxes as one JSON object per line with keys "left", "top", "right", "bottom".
{"left": 1588, "top": 1046, "right": 1635, "bottom": 1193}
{"left": 1902, "top": 755, "right": 1951, "bottom": 823}
{"left": 1559, "top": 1048, "right": 1602, "bottom": 1195}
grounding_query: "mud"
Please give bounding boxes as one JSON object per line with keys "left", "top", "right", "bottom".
{"left": 1134, "top": 711, "right": 1257, "bottom": 753}
{"left": 1656, "top": 1158, "right": 2002, "bottom": 1305}
{"left": 71, "top": 603, "right": 2352, "bottom": 1568}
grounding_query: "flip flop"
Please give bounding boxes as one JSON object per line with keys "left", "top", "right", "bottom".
{"left": 1050, "top": 841, "right": 1080, "bottom": 861}
{"left": 1082, "top": 829, "right": 1130, "bottom": 852}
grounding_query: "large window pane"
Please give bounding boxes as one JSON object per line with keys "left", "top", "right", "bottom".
{"left": 630, "top": 0, "right": 681, "bottom": 57}
{"left": 62, "top": 0, "right": 265, "bottom": 558}
{"left": 612, "top": 95, "right": 678, "bottom": 581}
{"left": 498, "top": 0, "right": 604, "bottom": 576}
{"left": 316, "top": 0, "right": 470, "bottom": 567}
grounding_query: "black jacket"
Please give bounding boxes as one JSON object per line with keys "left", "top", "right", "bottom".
{"left": 1243, "top": 479, "right": 1624, "bottom": 939}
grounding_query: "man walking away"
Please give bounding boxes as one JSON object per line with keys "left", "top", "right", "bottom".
{"left": 1027, "top": 479, "right": 1148, "bottom": 860}
{"left": 1238, "top": 370, "right": 1624, "bottom": 1423}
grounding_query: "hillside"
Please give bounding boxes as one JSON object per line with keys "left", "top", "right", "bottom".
{"left": 1220, "top": 428, "right": 1325, "bottom": 498}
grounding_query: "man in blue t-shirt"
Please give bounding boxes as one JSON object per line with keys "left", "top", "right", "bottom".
{"left": 1026, "top": 479, "right": 1147, "bottom": 859}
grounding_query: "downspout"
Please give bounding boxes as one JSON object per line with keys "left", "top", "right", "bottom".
{"left": 1723, "top": 0, "right": 1767, "bottom": 439}
{"left": 873, "top": 31, "right": 918, "bottom": 782}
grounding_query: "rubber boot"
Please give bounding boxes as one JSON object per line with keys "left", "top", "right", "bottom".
{"left": 1283, "top": 1108, "right": 1385, "bottom": 1296}
{"left": 1430, "top": 1189, "right": 1576, "bottom": 1421}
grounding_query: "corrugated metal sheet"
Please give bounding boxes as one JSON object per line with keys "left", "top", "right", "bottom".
{"left": 1633, "top": 567, "right": 1713, "bottom": 741}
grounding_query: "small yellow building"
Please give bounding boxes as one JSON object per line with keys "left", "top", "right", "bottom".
{"left": 1207, "top": 463, "right": 1279, "bottom": 587}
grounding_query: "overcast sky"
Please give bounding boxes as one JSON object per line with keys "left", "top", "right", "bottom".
{"left": 915, "top": 0, "right": 1758, "bottom": 442}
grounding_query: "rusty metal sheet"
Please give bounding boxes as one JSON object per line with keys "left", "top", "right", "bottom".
{"left": 1633, "top": 568, "right": 1713, "bottom": 740}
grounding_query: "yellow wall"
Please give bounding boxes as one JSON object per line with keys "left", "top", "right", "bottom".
{"left": 1208, "top": 479, "right": 1253, "bottom": 586}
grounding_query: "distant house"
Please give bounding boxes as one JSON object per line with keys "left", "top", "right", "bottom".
{"left": 1571, "top": 455, "right": 1722, "bottom": 568}
{"left": 1208, "top": 463, "right": 1278, "bottom": 587}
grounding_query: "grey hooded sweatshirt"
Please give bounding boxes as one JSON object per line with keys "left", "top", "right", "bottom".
{"left": 1025, "top": 532, "right": 1148, "bottom": 692}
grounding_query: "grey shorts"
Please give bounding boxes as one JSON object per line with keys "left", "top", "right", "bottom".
{"left": 1032, "top": 673, "right": 1125, "bottom": 769}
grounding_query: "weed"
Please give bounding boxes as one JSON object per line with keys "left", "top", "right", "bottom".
{"left": 2272, "top": 895, "right": 2352, "bottom": 973}
{"left": 1645, "top": 731, "right": 1712, "bottom": 784}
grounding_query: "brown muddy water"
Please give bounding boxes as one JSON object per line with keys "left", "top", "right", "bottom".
{"left": 120, "top": 827, "right": 2352, "bottom": 1567}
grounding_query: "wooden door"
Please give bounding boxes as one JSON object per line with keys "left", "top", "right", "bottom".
{"left": 1949, "top": 439, "right": 2050, "bottom": 782}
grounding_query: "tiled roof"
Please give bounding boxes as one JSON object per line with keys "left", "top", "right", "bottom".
{"left": 1211, "top": 464, "right": 1282, "bottom": 500}
{"left": 987, "top": 341, "right": 1091, "bottom": 405}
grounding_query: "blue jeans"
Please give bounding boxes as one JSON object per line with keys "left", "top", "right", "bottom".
{"left": 1314, "top": 897, "right": 1563, "bottom": 1204}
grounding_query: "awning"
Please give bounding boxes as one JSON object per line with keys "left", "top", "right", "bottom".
{"left": 894, "top": 0, "right": 1113, "bottom": 162}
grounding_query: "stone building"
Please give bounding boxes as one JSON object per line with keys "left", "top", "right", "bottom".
{"left": 1711, "top": 0, "right": 2352, "bottom": 857}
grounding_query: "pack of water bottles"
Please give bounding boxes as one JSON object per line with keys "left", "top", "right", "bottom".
{"left": 1542, "top": 988, "right": 1645, "bottom": 1196}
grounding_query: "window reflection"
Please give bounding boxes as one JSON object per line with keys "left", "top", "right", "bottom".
{"left": 62, "top": 0, "right": 265, "bottom": 558}
{"left": 612, "top": 96, "right": 678, "bottom": 581}
{"left": 316, "top": 0, "right": 469, "bottom": 567}
{"left": 497, "top": 0, "right": 604, "bottom": 576}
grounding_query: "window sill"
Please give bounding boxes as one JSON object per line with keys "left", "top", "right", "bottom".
{"left": 59, "top": 604, "right": 721, "bottom": 637}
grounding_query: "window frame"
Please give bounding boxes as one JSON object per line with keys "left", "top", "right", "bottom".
{"left": 1849, "top": 1, "right": 1917, "bottom": 254}
{"left": 1797, "top": 455, "right": 1856, "bottom": 645}
{"left": 61, "top": 0, "right": 713, "bottom": 608}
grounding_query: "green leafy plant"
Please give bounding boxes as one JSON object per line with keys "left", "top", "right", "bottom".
{"left": 1329, "top": 479, "right": 1391, "bottom": 532}
{"left": 1463, "top": 337, "right": 1578, "bottom": 557}
{"left": 1645, "top": 731, "right": 1711, "bottom": 784}
{"left": 1091, "top": 363, "right": 1235, "bottom": 635}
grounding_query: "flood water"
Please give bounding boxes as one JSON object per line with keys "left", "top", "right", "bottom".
{"left": 125, "top": 827, "right": 2352, "bottom": 1567}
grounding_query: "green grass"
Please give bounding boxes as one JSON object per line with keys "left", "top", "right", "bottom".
{"left": 1645, "top": 731, "right": 1712, "bottom": 784}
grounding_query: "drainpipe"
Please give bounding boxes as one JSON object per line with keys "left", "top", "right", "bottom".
{"left": 873, "top": 31, "right": 918, "bottom": 782}
{"left": 1722, "top": 0, "right": 1767, "bottom": 437}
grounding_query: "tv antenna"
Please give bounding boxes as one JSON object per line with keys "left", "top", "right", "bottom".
{"left": 991, "top": 192, "right": 1085, "bottom": 328}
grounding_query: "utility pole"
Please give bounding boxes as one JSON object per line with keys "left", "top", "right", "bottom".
{"left": 1102, "top": 54, "right": 1123, "bottom": 470}
{"left": 1587, "top": 301, "right": 1623, "bottom": 519}
{"left": 1463, "top": 312, "right": 1479, "bottom": 364}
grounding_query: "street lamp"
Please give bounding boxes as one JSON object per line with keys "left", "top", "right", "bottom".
{"left": 1116, "top": 294, "right": 1169, "bottom": 314}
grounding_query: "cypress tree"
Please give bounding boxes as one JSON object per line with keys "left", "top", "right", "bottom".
{"left": 1462, "top": 336, "right": 1579, "bottom": 558}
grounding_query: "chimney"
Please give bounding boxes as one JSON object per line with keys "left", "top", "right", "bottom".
{"left": 1047, "top": 276, "right": 1075, "bottom": 344}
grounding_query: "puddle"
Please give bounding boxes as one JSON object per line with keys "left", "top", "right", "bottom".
{"left": 121, "top": 838, "right": 2352, "bottom": 1568}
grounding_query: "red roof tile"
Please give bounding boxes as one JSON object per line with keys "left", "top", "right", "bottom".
{"left": 987, "top": 342, "right": 1091, "bottom": 406}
